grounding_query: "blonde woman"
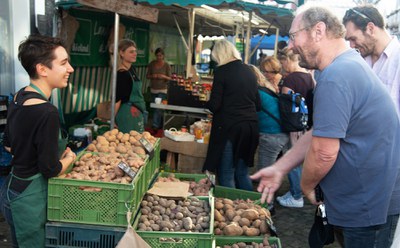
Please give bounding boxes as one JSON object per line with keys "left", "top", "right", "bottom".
{"left": 115, "top": 39, "right": 146, "bottom": 133}
{"left": 203, "top": 39, "right": 260, "bottom": 191}
{"left": 260, "top": 56, "right": 284, "bottom": 92}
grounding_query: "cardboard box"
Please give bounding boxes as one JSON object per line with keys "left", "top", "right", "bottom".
{"left": 160, "top": 137, "right": 208, "bottom": 157}
{"left": 96, "top": 101, "right": 112, "bottom": 120}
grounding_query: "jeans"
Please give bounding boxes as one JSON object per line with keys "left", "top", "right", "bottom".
{"left": 257, "top": 132, "right": 290, "bottom": 170}
{"left": 288, "top": 165, "right": 302, "bottom": 199}
{"left": 288, "top": 131, "right": 304, "bottom": 200}
{"left": 217, "top": 141, "right": 253, "bottom": 191}
{"left": 335, "top": 214, "right": 399, "bottom": 248}
{"left": 151, "top": 93, "right": 167, "bottom": 129}
{"left": 0, "top": 175, "right": 19, "bottom": 248}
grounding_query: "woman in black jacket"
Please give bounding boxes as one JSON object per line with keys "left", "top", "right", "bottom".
{"left": 203, "top": 39, "right": 261, "bottom": 190}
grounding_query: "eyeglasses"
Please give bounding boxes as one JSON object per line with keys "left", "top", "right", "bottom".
{"left": 289, "top": 25, "right": 314, "bottom": 41}
{"left": 344, "top": 8, "right": 371, "bottom": 22}
{"left": 261, "top": 70, "right": 279, "bottom": 74}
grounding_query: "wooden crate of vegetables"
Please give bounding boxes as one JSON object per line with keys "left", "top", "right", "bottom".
{"left": 47, "top": 129, "right": 158, "bottom": 227}
{"left": 133, "top": 194, "right": 214, "bottom": 248}
{"left": 155, "top": 172, "right": 214, "bottom": 196}
{"left": 213, "top": 186, "right": 279, "bottom": 244}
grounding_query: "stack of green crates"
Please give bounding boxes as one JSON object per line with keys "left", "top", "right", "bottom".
{"left": 47, "top": 138, "right": 160, "bottom": 227}
{"left": 133, "top": 196, "right": 215, "bottom": 248}
{"left": 132, "top": 172, "right": 280, "bottom": 248}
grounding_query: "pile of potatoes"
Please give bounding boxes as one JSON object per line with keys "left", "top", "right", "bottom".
{"left": 59, "top": 129, "right": 157, "bottom": 183}
{"left": 156, "top": 173, "right": 212, "bottom": 196}
{"left": 137, "top": 194, "right": 211, "bottom": 233}
{"left": 86, "top": 129, "right": 157, "bottom": 154}
{"left": 214, "top": 198, "right": 271, "bottom": 237}
{"left": 216, "top": 236, "right": 275, "bottom": 248}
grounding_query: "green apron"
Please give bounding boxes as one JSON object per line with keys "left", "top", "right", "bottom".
{"left": 116, "top": 74, "right": 146, "bottom": 133}
{"left": 8, "top": 173, "right": 47, "bottom": 248}
{"left": 7, "top": 84, "right": 68, "bottom": 247}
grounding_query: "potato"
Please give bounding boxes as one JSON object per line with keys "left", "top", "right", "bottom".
{"left": 129, "top": 130, "right": 139, "bottom": 136}
{"left": 244, "top": 227, "right": 260, "bottom": 236}
{"left": 223, "top": 223, "right": 243, "bottom": 236}
{"left": 116, "top": 145, "right": 127, "bottom": 154}
{"left": 225, "top": 209, "right": 236, "bottom": 221}
{"left": 86, "top": 143, "right": 97, "bottom": 152}
{"left": 259, "top": 220, "right": 268, "bottom": 234}
{"left": 183, "top": 217, "right": 194, "bottom": 230}
{"left": 238, "top": 218, "right": 251, "bottom": 227}
{"left": 214, "top": 209, "right": 225, "bottom": 222}
{"left": 241, "top": 209, "right": 259, "bottom": 221}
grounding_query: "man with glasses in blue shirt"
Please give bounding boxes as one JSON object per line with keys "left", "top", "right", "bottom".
{"left": 343, "top": 5, "right": 400, "bottom": 118}
{"left": 251, "top": 4, "right": 400, "bottom": 248}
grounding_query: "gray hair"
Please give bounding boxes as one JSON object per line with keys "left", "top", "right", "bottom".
{"left": 211, "top": 39, "right": 242, "bottom": 66}
{"left": 297, "top": 5, "right": 346, "bottom": 39}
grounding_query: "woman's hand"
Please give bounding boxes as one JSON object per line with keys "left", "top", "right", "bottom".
{"left": 61, "top": 147, "right": 76, "bottom": 162}
{"left": 58, "top": 147, "right": 76, "bottom": 176}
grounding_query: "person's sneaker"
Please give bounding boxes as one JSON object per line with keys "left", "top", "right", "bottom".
{"left": 277, "top": 195, "right": 304, "bottom": 208}
{"left": 276, "top": 191, "right": 292, "bottom": 202}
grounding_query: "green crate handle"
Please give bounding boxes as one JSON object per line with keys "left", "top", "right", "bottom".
{"left": 159, "top": 237, "right": 184, "bottom": 244}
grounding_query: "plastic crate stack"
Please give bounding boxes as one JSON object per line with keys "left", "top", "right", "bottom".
{"left": 45, "top": 138, "right": 161, "bottom": 248}
{"left": 133, "top": 172, "right": 282, "bottom": 248}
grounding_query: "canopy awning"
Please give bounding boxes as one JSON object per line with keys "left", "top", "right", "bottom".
{"left": 56, "top": 0, "right": 295, "bottom": 36}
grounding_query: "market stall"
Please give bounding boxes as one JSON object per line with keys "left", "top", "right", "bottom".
{"left": 45, "top": 128, "right": 281, "bottom": 247}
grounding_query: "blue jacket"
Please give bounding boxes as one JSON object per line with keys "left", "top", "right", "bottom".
{"left": 257, "top": 87, "right": 283, "bottom": 134}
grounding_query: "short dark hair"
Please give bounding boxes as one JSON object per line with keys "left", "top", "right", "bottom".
{"left": 343, "top": 5, "right": 385, "bottom": 31}
{"left": 18, "top": 34, "right": 65, "bottom": 79}
{"left": 155, "top": 47, "right": 164, "bottom": 55}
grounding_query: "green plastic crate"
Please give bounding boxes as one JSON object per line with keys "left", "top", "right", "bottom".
{"left": 133, "top": 196, "right": 214, "bottom": 248}
{"left": 215, "top": 236, "right": 281, "bottom": 248}
{"left": 47, "top": 159, "right": 149, "bottom": 227}
{"left": 144, "top": 138, "right": 161, "bottom": 186}
{"left": 154, "top": 172, "right": 214, "bottom": 196}
{"left": 213, "top": 185, "right": 263, "bottom": 201}
{"left": 213, "top": 186, "right": 276, "bottom": 240}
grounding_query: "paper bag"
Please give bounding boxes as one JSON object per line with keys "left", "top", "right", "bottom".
{"left": 116, "top": 227, "right": 151, "bottom": 248}
{"left": 97, "top": 101, "right": 112, "bottom": 120}
{"left": 116, "top": 211, "right": 151, "bottom": 248}
{"left": 147, "top": 181, "right": 190, "bottom": 198}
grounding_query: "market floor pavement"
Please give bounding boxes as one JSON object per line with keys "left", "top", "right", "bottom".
{"left": 0, "top": 177, "right": 342, "bottom": 248}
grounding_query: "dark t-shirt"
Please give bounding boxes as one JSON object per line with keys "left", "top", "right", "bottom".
{"left": 282, "top": 71, "right": 314, "bottom": 101}
{"left": 282, "top": 71, "right": 315, "bottom": 127}
{"left": 4, "top": 89, "right": 63, "bottom": 180}
{"left": 116, "top": 67, "right": 140, "bottom": 103}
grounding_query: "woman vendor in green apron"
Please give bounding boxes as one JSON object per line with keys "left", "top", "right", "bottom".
{"left": 115, "top": 39, "right": 146, "bottom": 133}
{"left": 0, "top": 35, "right": 76, "bottom": 248}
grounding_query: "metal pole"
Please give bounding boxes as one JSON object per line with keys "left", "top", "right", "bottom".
{"left": 274, "top": 28, "right": 279, "bottom": 58}
{"left": 110, "top": 13, "right": 120, "bottom": 130}
{"left": 186, "top": 8, "right": 195, "bottom": 78}
{"left": 244, "top": 11, "right": 252, "bottom": 64}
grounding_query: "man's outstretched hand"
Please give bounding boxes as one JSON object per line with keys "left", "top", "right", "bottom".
{"left": 250, "top": 166, "right": 285, "bottom": 204}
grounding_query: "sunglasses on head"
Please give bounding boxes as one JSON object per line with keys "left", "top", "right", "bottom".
{"left": 344, "top": 8, "right": 371, "bottom": 22}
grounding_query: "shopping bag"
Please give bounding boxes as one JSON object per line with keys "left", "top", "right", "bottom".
{"left": 116, "top": 211, "right": 151, "bottom": 248}
{"left": 308, "top": 204, "right": 335, "bottom": 248}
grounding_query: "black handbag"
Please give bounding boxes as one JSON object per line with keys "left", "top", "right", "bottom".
{"left": 308, "top": 185, "right": 335, "bottom": 248}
